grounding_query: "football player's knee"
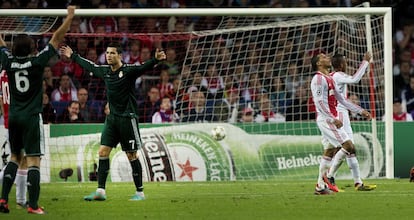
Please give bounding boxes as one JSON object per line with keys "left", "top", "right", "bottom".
{"left": 126, "top": 152, "right": 138, "bottom": 161}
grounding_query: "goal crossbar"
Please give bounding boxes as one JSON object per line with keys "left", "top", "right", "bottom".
{"left": 0, "top": 7, "right": 391, "bottom": 17}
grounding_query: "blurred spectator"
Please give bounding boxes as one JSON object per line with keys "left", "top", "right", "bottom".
{"left": 123, "top": 40, "right": 141, "bottom": 64}
{"left": 240, "top": 105, "right": 254, "bottom": 123}
{"left": 401, "top": 75, "right": 414, "bottom": 113}
{"left": 43, "top": 70, "right": 54, "bottom": 97}
{"left": 223, "top": 87, "right": 244, "bottom": 123}
{"left": 138, "top": 86, "right": 161, "bottom": 123}
{"left": 88, "top": 3, "right": 118, "bottom": 33}
{"left": 383, "top": 97, "right": 413, "bottom": 121}
{"left": 395, "top": 21, "right": 414, "bottom": 52}
{"left": 269, "top": 75, "right": 290, "bottom": 114}
{"left": 92, "top": 25, "right": 109, "bottom": 57}
{"left": 181, "top": 90, "right": 217, "bottom": 122}
{"left": 56, "top": 100, "right": 84, "bottom": 123}
{"left": 201, "top": 64, "right": 225, "bottom": 99}
{"left": 393, "top": 60, "right": 413, "bottom": 97}
{"left": 51, "top": 74, "right": 78, "bottom": 102}
{"left": 42, "top": 93, "right": 56, "bottom": 124}
{"left": 76, "top": 37, "right": 89, "bottom": 57}
{"left": 348, "top": 93, "right": 364, "bottom": 121}
{"left": 285, "top": 85, "right": 315, "bottom": 121}
{"left": 161, "top": 48, "right": 180, "bottom": 77}
{"left": 156, "top": 66, "right": 174, "bottom": 99}
{"left": 98, "top": 101, "right": 110, "bottom": 122}
{"left": 77, "top": 88, "right": 99, "bottom": 122}
{"left": 51, "top": 52, "right": 84, "bottom": 85}
{"left": 152, "top": 97, "right": 179, "bottom": 123}
{"left": 254, "top": 94, "right": 285, "bottom": 123}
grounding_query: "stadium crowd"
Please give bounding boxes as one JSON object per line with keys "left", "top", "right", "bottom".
{"left": 0, "top": 0, "right": 411, "bottom": 124}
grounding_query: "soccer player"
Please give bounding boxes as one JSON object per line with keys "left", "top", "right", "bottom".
{"left": 0, "top": 69, "right": 28, "bottom": 209}
{"left": 310, "top": 53, "right": 372, "bottom": 195}
{"left": 0, "top": 6, "right": 76, "bottom": 214}
{"left": 323, "top": 52, "right": 376, "bottom": 192}
{"left": 59, "top": 42, "right": 166, "bottom": 201}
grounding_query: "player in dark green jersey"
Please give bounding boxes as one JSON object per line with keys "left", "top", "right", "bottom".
{"left": 0, "top": 6, "right": 76, "bottom": 215}
{"left": 60, "top": 42, "right": 166, "bottom": 201}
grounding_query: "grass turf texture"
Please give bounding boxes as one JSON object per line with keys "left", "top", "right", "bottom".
{"left": 2, "top": 179, "right": 414, "bottom": 219}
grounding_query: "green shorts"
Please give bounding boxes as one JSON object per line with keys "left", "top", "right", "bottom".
{"left": 100, "top": 114, "right": 143, "bottom": 152}
{"left": 8, "top": 113, "right": 45, "bottom": 156}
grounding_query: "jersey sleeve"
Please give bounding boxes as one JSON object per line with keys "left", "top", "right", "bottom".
{"left": 333, "top": 61, "right": 369, "bottom": 85}
{"left": 334, "top": 82, "right": 363, "bottom": 114}
{"left": 310, "top": 74, "right": 336, "bottom": 122}
{"left": 125, "top": 58, "right": 158, "bottom": 78}
{"left": 33, "top": 43, "right": 58, "bottom": 66}
{"left": 72, "top": 53, "right": 104, "bottom": 77}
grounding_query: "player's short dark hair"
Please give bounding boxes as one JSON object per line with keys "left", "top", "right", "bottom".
{"left": 107, "top": 42, "right": 123, "bottom": 54}
{"left": 331, "top": 54, "right": 345, "bottom": 69}
{"left": 12, "top": 34, "right": 35, "bottom": 57}
{"left": 311, "top": 54, "right": 320, "bottom": 71}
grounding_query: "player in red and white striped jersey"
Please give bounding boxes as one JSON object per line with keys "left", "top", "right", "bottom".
{"left": 0, "top": 69, "right": 28, "bottom": 208}
{"left": 310, "top": 53, "right": 372, "bottom": 194}
{"left": 326, "top": 52, "right": 373, "bottom": 190}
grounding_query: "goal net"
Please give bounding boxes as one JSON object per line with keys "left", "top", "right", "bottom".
{"left": 0, "top": 7, "right": 392, "bottom": 183}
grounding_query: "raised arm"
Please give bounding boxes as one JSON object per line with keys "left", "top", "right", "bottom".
{"left": 0, "top": 34, "right": 6, "bottom": 48}
{"left": 333, "top": 52, "right": 371, "bottom": 85}
{"left": 49, "top": 5, "right": 76, "bottom": 49}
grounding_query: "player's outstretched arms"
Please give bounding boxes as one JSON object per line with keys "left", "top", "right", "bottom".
{"left": 50, "top": 5, "right": 76, "bottom": 49}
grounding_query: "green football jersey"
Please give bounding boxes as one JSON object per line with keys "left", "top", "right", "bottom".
{"left": 0, "top": 44, "right": 57, "bottom": 116}
{"left": 72, "top": 53, "right": 159, "bottom": 117}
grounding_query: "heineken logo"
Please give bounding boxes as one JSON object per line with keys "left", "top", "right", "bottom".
{"left": 276, "top": 154, "right": 322, "bottom": 170}
{"left": 167, "top": 132, "right": 233, "bottom": 181}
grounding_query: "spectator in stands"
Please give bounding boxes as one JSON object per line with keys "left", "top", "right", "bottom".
{"left": 98, "top": 101, "right": 110, "bottom": 123}
{"left": 201, "top": 64, "right": 225, "bottom": 99}
{"left": 77, "top": 88, "right": 98, "bottom": 123}
{"left": 161, "top": 48, "right": 180, "bottom": 78}
{"left": 223, "top": 87, "right": 244, "bottom": 123}
{"left": 181, "top": 90, "right": 217, "bottom": 122}
{"left": 348, "top": 93, "right": 365, "bottom": 121}
{"left": 51, "top": 74, "right": 78, "bottom": 102}
{"left": 92, "top": 25, "right": 109, "bottom": 57}
{"left": 124, "top": 40, "right": 140, "bottom": 64}
{"left": 394, "top": 20, "right": 414, "bottom": 52}
{"left": 43, "top": 65, "right": 54, "bottom": 91}
{"left": 393, "top": 49, "right": 412, "bottom": 74}
{"left": 242, "top": 72, "right": 262, "bottom": 103}
{"left": 152, "top": 97, "right": 179, "bottom": 123}
{"left": 401, "top": 75, "right": 414, "bottom": 113}
{"left": 254, "top": 94, "right": 285, "bottom": 123}
{"left": 269, "top": 75, "right": 290, "bottom": 115}
{"left": 139, "top": 46, "right": 152, "bottom": 64}
{"left": 383, "top": 97, "right": 413, "bottom": 121}
{"left": 51, "top": 52, "right": 84, "bottom": 85}
{"left": 138, "top": 86, "right": 160, "bottom": 123}
{"left": 42, "top": 93, "right": 56, "bottom": 124}
{"left": 56, "top": 100, "right": 84, "bottom": 123}
{"left": 393, "top": 60, "right": 413, "bottom": 97}
{"left": 240, "top": 105, "right": 254, "bottom": 123}
{"left": 76, "top": 37, "right": 89, "bottom": 57}
{"left": 42, "top": 77, "right": 54, "bottom": 99}
{"left": 285, "top": 84, "right": 315, "bottom": 121}
{"left": 156, "top": 66, "right": 174, "bottom": 99}
{"left": 88, "top": 3, "right": 118, "bottom": 33}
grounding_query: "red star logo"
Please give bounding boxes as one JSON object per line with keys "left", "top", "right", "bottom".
{"left": 177, "top": 158, "right": 198, "bottom": 181}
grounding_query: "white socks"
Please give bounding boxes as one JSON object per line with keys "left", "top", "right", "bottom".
{"left": 15, "top": 169, "right": 28, "bottom": 204}
{"left": 346, "top": 155, "right": 362, "bottom": 184}
{"left": 317, "top": 156, "right": 332, "bottom": 187}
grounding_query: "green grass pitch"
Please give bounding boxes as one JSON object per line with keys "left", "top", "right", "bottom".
{"left": 2, "top": 179, "right": 414, "bottom": 219}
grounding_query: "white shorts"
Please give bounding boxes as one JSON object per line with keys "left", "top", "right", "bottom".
{"left": 317, "top": 117, "right": 350, "bottom": 150}
{"left": 337, "top": 109, "right": 354, "bottom": 142}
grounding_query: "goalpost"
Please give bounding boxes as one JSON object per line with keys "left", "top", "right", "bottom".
{"left": 0, "top": 6, "right": 393, "bottom": 182}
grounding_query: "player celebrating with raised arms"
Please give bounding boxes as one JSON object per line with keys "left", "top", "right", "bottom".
{"left": 323, "top": 52, "right": 376, "bottom": 192}
{"left": 0, "top": 6, "right": 76, "bottom": 214}
{"left": 60, "top": 43, "right": 166, "bottom": 201}
{"left": 310, "top": 53, "right": 372, "bottom": 195}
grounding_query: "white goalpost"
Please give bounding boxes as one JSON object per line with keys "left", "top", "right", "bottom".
{"left": 0, "top": 6, "right": 393, "bottom": 182}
